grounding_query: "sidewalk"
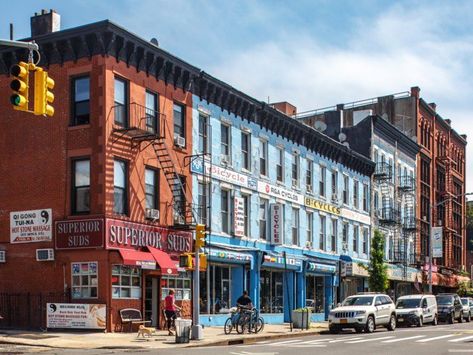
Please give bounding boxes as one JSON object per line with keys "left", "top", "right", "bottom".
{"left": 0, "top": 322, "right": 328, "bottom": 350}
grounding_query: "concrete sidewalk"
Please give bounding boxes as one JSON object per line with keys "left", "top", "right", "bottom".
{"left": 0, "top": 322, "right": 328, "bottom": 350}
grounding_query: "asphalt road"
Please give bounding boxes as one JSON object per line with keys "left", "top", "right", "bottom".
{"left": 4, "top": 322, "right": 473, "bottom": 354}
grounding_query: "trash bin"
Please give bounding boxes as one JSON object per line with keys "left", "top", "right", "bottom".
{"left": 175, "top": 319, "right": 192, "bottom": 343}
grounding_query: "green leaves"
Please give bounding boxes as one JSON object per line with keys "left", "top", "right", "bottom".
{"left": 367, "top": 229, "right": 389, "bottom": 292}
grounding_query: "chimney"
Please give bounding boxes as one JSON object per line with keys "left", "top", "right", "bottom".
{"left": 445, "top": 119, "right": 451, "bottom": 125}
{"left": 270, "top": 101, "right": 297, "bottom": 116}
{"left": 31, "top": 9, "right": 60, "bottom": 37}
{"left": 461, "top": 134, "right": 467, "bottom": 140}
{"left": 429, "top": 102, "right": 437, "bottom": 111}
{"left": 410, "top": 86, "right": 420, "bottom": 98}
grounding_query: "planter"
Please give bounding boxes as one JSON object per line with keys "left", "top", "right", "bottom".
{"left": 291, "top": 309, "right": 312, "bottom": 329}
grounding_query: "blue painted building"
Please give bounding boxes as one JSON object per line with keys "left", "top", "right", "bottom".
{"left": 189, "top": 99, "right": 374, "bottom": 325}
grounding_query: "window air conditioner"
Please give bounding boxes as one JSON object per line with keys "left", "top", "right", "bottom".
{"left": 145, "top": 208, "right": 160, "bottom": 221}
{"left": 221, "top": 155, "right": 230, "bottom": 164}
{"left": 0, "top": 250, "right": 5, "bottom": 263}
{"left": 174, "top": 135, "right": 186, "bottom": 148}
{"left": 36, "top": 249, "right": 54, "bottom": 261}
{"left": 331, "top": 194, "right": 339, "bottom": 203}
{"left": 305, "top": 241, "right": 312, "bottom": 249}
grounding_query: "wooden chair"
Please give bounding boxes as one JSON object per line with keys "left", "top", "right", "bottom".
{"left": 119, "top": 308, "right": 151, "bottom": 332}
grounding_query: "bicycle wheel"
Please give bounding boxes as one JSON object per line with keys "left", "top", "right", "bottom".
{"left": 255, "top": 317, "right": 264, "bottom": 333}
{"left": 236, "top": 317, "right": 248, "bottom": 334}
{"left": 224, "top": 318, "right": 233, "bottom": 334}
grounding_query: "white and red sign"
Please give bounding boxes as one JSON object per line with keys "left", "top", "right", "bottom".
{"left": 10, "top": 209, "right": 52, "bottom": 243}
{"left": 234, "top": 197, "right": 245, "bottom": 237}
{"left": 46, "top": 303, "right": 106, "bottom": 329}
{"left": 270, "top": 203, "right": 283, "bottom": 245}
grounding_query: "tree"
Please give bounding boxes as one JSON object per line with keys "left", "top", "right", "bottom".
{"left": 367, "top": 229, "right": 389, "bottom": 292}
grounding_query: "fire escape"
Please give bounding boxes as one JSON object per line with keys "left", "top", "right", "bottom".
{"left": 398, "top": 175, "right": 417, "bottom": 267}
{"left": 111, "top": 102, "right": 198, "bottom": 228}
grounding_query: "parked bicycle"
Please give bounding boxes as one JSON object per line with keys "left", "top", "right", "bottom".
{"left": 236, "top": 307, "right": 264, "bottom": 334}
{"left": 224, "top": 307, "right": 240, "bottom": 334}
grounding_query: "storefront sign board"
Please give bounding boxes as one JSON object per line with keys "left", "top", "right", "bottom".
{"left": 206, "top": 248, "right": 252, "bottom": 263}
{"left": 46, "top": 303, "right": 106, "bottom": 329}
{"left": 263, "top": 254, "right": 302, "bottom": 268}
{"left": 431, "top": 226, "right": 443, "bottom": 258}
{"left": 234, "top": 197, "right": 245, "bottom": 237}
{"left": 270, "top": 204, "right": 283, "bottom": 245}
{"left": 190, "top": 159, "right": 257, "bottom": 188}
{"left": 55, "top": 219, "right": 104, "bottom": 249}
{"left": 304, "top": 197, "right": 340, "bottom": 215}
{"left": 10, "top": 208, "right": 52, "bottom": 243}
{"left": 308, "top": 261, "right": 337, "bottom": 274}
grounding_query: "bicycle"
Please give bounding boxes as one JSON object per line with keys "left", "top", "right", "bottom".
{"left": 163, "top": 308, "right": 182, "bottom": 333}
{"left": 224, "top": 307, "right": 240, "bottom": 334}
{"left": 236, "top": 307, "right": 264, "bottom": 334}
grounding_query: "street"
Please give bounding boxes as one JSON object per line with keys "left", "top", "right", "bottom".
{"left": 3, "top": 322, "right": 473, "bottom": 354}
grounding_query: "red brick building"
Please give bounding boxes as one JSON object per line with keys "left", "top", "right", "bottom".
{"left": 0, "top": 11, "right": 201, "bottom": 331}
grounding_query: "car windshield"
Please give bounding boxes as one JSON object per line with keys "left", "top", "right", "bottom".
{"left": 343, "top": 296, "right": 374, "bottom": 306}
{"left": 461, "top": 299, "right": 469, "bottom": 305}
{"left": 396, "top": 298, "right": 421, "bottom": 309}
{"left": 436, "top": 295, "right": 453, "bottom": 305}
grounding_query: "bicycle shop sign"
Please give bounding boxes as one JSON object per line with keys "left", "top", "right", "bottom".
{"left": 105, "top": 219, "right": 193, "bottom": 253}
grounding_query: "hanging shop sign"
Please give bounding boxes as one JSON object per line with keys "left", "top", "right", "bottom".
{"left": 55, "top": 219, "right": 104, "bottom": 249}
{"left": 270, "top": 203, "right": 283, "bottom": 245}
{"left": 387, "top": 265, "right": 421, "bottom": 282}
{"left": 431, "top": 227, "right": 443, "bottom": 258}
{"left": 307, "top": 261, "right": 337, "bottom": 274}
{"left": 258, "top": 182, "right": 304, "bottom": 204}
{"left": 105, "top": 219, "right": 193, "bottom": 254}
{"left": 234, "top": 197, "right": 245, "bottom": 237}
{"left": 304, "top": 197, "right": 340, "bottom": 215}
{"left": 190, "top": 159, "right": 257, "bottom": 189}
{"left": 207, "top": 249, "right": 253, "bottom": 263}
{"left": 10, "top": 208, "right": 52, "bottom": 243}
{"left": 263, "top": 254, "right": 302, "bottom": 268}
{"left": 46, "top": 303, "right": 106, "bottom": 329}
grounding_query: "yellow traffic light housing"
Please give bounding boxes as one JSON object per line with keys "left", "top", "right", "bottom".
{"left": 34, "top": 68, "right": 55, "bottom": 116}
{"left": 198, "top": 253, "right": 207, "bottom": 269}
{"left": 10, "top": 61, "right": 31, "bottom": 111}
{"left": 179, "top": 253, "right": 192, "bottom": 268}
{"left": 195, "top": 224, "right": 206, "bottom": 250}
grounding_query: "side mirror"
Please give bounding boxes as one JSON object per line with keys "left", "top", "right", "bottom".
{"left": 337, "top": 303, "right": 341, "bottom": 308}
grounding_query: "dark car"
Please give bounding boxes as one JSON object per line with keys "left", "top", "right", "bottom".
{"left": 436, "top": 293, "right": 464, "bottom": 324}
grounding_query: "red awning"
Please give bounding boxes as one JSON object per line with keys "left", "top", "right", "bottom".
{"left": 118, "top": 249, "right": 156, "bottom": 269}
{"left": 147, "top": 246, "right": 178, "bottom": 275}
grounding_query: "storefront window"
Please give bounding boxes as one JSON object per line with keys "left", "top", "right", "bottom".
{"left": 112, "top": 265, "right": 141, "bottom": 299}
{"left": 260, "top": 270, "right": 283, "bottom": 313}
{"left": 71, "top": 262, "right": 98, "bottom": 299}
{"left": 306, "top": 275, "right": 325, "bottom": 313}
{"left": 162, "top": 272, "right": 192, "bottom": 301}
{"left": 200, "top": 265, "right": 232, "bottom": 314}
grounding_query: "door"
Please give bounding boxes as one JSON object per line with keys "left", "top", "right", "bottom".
{"left": 375, "top": 296, "right": 390, "bottom": 324}
{"left": 144, "top": 276, "right": 160, "bottom": 327}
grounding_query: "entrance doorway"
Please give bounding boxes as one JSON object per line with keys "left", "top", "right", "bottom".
{"left": 144, "top": 275, "right": 161, "bottom": 328}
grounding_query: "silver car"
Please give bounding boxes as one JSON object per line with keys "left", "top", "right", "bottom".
{"left": 460, "top": 297, "right": 472, "bottom": 322}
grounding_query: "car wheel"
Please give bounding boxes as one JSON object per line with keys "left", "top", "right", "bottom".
{"left": 449, "top": 312, "right": 455, "bottom": 324}
{"left": 459, "top": 312, "right": 464, "bottom": 323}
{"left": 432, "top": 315, "right": 438, "bottom": 326}
{"left": 387, "top": 314, "right": 396, "bottom": 331}
{"left": 467, "top": 313, "right": 471, "bottom": 323}
{"left": 417, "top": 316, "right": 423, "bottom": 328}
{"left": 365, "top": 316, "right": 375, "bottom": 333}
{"left": 329, "top": 325, "right": 340, "bottom": 334}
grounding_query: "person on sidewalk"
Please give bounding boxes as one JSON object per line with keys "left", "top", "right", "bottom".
{"left": 164, "top": 289, "right": 181, "bottom": 336}
{"left": 236, "top": 290, "right": 253, "bottom": 310}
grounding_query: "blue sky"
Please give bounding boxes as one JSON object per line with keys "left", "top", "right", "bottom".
{"left": 2, "top": 0, "right": 472, "bottom": 190}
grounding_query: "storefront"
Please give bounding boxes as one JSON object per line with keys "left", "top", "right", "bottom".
{"left": 339, "top": 256, "right": 369, "bottom": 301}
{"left": 386, "top": 264, "right": 422, "bottom": 300}
{"left": 305, "top": 259, "right": 337, "bottom": 321}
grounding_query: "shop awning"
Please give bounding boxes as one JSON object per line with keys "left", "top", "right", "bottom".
{"left": 147, "top": 246, "right": 178, "bottom": 275}
{"left": 118, "top": 249, "right": 156, "bottom": 269}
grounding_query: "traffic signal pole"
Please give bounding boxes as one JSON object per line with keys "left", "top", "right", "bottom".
{"left": 191, "top": 229, "right": 203, "bottom": 340}
{"left": 0, "top": 39, "right": 39, "bottom": 51}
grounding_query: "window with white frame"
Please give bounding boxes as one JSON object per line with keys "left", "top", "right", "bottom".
{"left": 145, "top": 168, "right": 158, "bottom": 211}
{"left": 243, "top": 195, "right": 250, "bottom": 237}
{"left": 260, "top": 139, "right": 268, "bottom": 176}
{"left": 114, "top": 159, "right": 128, "bottom": 215}
{"left": 111, "top": 265, "right": 141, "bottom": 299}
{"left": 343, "top": 175, "right": 349, "bottom": 204}
{"left": 198, "top": 114, "right": 209, "bottom": 154}
{"left": 353, "top": 225, "right": 359, "bottom": 253}
{"left": 161, "top": 272, "right": 192, "bottom": 301}
{"left": 353, "top": 180, "right": 359, "bottom": 209}
{"left": 197, "top": 182, "right": 208, "bottom": 225}
{"left": 292, "top": 208, "right": 299, "bottom": 245}
{"left": 319, "top": 166, "right": 326, "bottom": 197}
{"left": 331, "top": 170, "right": 338, "bottom": 200}
{"left": 276, "top": 147, "right": 284, "bottom": 182}
{"left": 319, "top": 215, "right": 326, "bottom": 250}
{"left": 241, "top": 132, "right": 251, "bottom": 171}
{"left": 173, "top": 103, "right": 185, "bottom": 139}
{"left": 306, "top": 160, "right": 313, "bottom": 193}
{"left": 72, "top": 262, "right": 98, "bottom": 299}
{"left": 259, "top": 198, "right": 268, "bottom": 240}
{"left": 292, "top": 152, "right": 300, "bottom": 187}
{"left": 221, "top": 189, "right": 231, "bottom": 234}
{"left": 363, "top": 183, "right": 369, "bottom": 212}
{"left": 221, "top": 124, "right": 231, "bottom": 163}
{"left": 307, "top": 211, "right": 313, "bottom": 246}
{"left": 331, "top": 219, "right": 337, "bottom": 252}
{"left": 363, "top": 228, "right": 369, "bottom": 254}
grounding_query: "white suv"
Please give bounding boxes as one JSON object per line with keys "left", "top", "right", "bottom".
{"left": 328, "top": 293, "right": 397, "bottom": 333}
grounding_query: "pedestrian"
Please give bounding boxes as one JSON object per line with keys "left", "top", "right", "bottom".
{"left": 236, "top": 290, "right": 253, "bottom": 310}
{"left": 164, "top": 289, "right": 181, "bottom": 336}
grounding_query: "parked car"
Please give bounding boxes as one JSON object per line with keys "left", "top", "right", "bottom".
{"left": 328, "top": 293, "right": 397, "bottom": 334}
{"left": 395, "top": 294, "right": 438, "bottom": 327}
{"left": 436, "top": 293, "right": 464, "bottom": 324}
{"left": 460, "top": 297, "right": 472, "bottom": 322}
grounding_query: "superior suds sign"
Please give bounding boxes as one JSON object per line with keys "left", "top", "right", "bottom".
{"left": 10, "top": 208, "right": 52, "bottom": 243}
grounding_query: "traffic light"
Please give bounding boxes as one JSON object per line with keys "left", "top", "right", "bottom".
{"left": 198, "top": 253, "right": 207, "bottom": 269}
{"left": 34, "top": 68, "right": 55, "bottom": 116}
{"left": 10, "top": 61, "right": 31, "bottom": 111}
{"left": 179, "top": 253, "right": 192, "bottom": 268}
{"left": 195, "top": 224, "right": 206, "bottom": 250}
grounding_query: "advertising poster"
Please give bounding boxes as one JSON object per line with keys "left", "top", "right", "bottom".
{"left": 234, "top": 197, "right": 245, "bottom": 237}
{"left": 46, "top": 303, "right": 106, "bottom": 329}
{"left": 10, "top": 209, "right": 52, "bottom": 243}
{"left": 432, "top": 226, "right": 443, "bottom": 258}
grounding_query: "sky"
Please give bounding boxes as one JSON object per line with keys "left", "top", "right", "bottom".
{"left": 1, "top": 0, "right": 472, "bottom": 191}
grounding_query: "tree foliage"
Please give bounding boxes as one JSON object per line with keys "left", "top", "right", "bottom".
{"left": 367, "top": 229, "right": 389, "bottom": 292}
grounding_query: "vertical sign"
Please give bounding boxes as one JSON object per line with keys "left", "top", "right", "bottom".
{"left": 10, "top": 208, "right": 52, "bottom": 243}
{"left": 270, "top": 203, "right": 283, "bottom": 245}
{"left": 431, "top": 226, "right": 443, "bottom": 258}
{"left": 234, "top": 197, "right": 245, "bottom": 237}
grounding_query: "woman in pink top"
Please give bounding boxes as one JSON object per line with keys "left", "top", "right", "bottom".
{"left": 164, "top": 289, "right": 181, "bottom": 335}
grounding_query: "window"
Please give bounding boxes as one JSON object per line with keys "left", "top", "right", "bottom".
{"left": 114, "top": 159, "right": 128, "bottom": 215}
{"left": 331, "top": 170, "right": 338, "bottom": 200}
{"left": 276, "top": 147, "right": 284, "bottom": 182}
{"left": 162, "top": 272, "right": 191, "bottom": 301}
{"left": 145, "top": 90, "right": 158, "bottom": 133}
{"left": 71, "top": 76, "right": 90, "bottom": 125}
{"left": 389, "top": 157, "right": 393, "bottom": 183}
{"left": 173, "top": 175, "right": 186, "bottom": 223}
{"left": 112, "top": 265, "right": 141, "bottom": 299}
{"left": 306, "top": 275, "right": 325, "bottom": 313}
{"left": 221, "top": 189, "right": 231, "bottom": 234}
{"left": 306, "top": 160, "right": 313, "bottom": 193}
{"left": 353, "top": 226, "right": 359, "bottom": 253}
{"left": 260, "top": 270, "right": 283, "bottom": 313}
{"left": 72, "top": 159, "right": 90, "bottom": 214}
{"left": 200, "top": 265, "right": 232, "bottom": 314}
{"left": 342, "top": 222, "right": 348, "bottom": 250}
{"left": 292, "top": 208, "right": 299, "bottom": 245}
{"left": 197, "top": 182, "right": 208, "bottom": 225}
{"left": 260, "top": 139, "right": 268, "bottom": 176}
{"left": 374, "top": 192, "right": 379, "bottom": 214}
{"left": 292, "top": 152, "right": 300, "bottom": 187}
{"left": 319, "top": 215, "right": 326, "bottom": 250}
{"left": 343, "top": 175, "right": 349, "bottom": 204}
{"left": 331, "top": 219, "right": 337, "bottom": 252}
{"left": 198, "top": 114, "right": 209, "bottom": 155}
{"left": 221, "top": 124, "right": 231, "bottom": 163}
{"left": 243, "top": 195, "right": 250, "bottom": 237}
{"left": 307, "top": 212, "right": 313, "bottom": 246}
{"left": 72, "top": 262, "right": 98, "bottom": 299}
{"left": 353, "top": 180, "right": 359, "bottom": 209}
{"left": 259, "top": 198, "right": 268, "bottom": 240}
{"left": 319, "top": 166, "right": 326, "bottom": 197}
{"left": 363, "top": 183, "right": 369, "bottom": 212}
{"left": 114, "top": 77, "right": 128, "bottom": 126}
{"left": 145, "top": 168, "right": 158, "bottom": 210}
{"left": 173, "top": 103, "right": 185, "bottom": 139}
{"left": 363, "top": 228, "right": 369, "bottom": 254}
{"left": 241, "top": 132, "right": 251, "bottom": 170}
